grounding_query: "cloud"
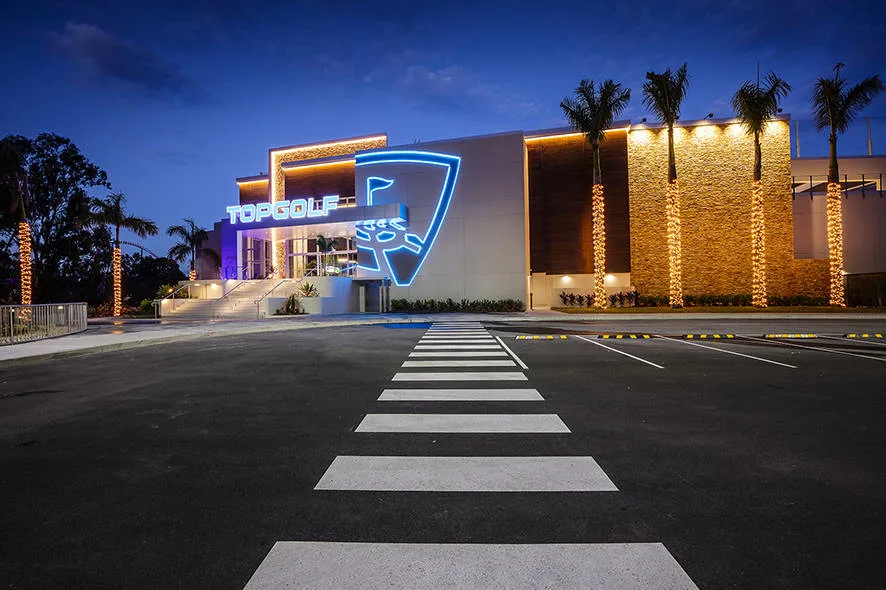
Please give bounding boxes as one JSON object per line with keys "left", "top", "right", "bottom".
{"left": 350, "top": 51, "right": 541, "bottom": 118}
{"left": 50, "top": 23, "right": 208, "bottom": 104}
{"left": 148, "top": 150, "right": 206, "bottom": 166}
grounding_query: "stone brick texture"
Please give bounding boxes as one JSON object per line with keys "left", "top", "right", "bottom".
{"left": 627, "top": 120, "right": 828, "bottom": 298}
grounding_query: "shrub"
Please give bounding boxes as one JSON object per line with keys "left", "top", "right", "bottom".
{"left": 298, "top": 282, "right": 319, "bottom": 297}
{"left": 139, "top": 299, "right": 154, "bottom": 313}
{"left": 390, "top": 298, "right": 525, "bottom": 313}
{"left": 277, "top": 294, "right": 304, "bottom": 315}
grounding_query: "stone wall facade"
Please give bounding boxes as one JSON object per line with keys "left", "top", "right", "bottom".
{"left": 627, "top": 120, "right": 828, "bottom": 298}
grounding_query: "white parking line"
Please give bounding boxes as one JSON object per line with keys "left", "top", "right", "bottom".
{"left": 573, "top": 335, "right": 665, "bottom": 369}
{"left": 821, "top": 335, "right": 886, "bottom": 347}
{"left": 494, "top": 335, "right": 529, "bottom": 370}
{"left": 743, "top": 335, "right": 886, "bottom": 363}
{"left": 655, "top": 335, "right": 797, "bottom": 368}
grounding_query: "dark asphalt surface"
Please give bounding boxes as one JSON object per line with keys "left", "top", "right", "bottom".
{"left": 1, "top": 320, "right": 884, "bottom": 589}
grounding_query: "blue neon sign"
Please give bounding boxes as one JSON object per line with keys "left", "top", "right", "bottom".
{"left": 354, "top": 150, "right": 460, "bottom": 286}
{"left": 226, "top": 195, "right": 339, "bottom": 224}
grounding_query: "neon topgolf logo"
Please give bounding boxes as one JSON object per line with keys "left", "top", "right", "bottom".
{"left": 355, "top": 150, "right": 460, "bottom": 286}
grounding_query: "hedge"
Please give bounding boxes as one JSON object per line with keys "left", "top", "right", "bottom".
{"left": 391, "top": 298, "right": 525, "bottom": 313}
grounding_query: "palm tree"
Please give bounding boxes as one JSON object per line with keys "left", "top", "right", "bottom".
{"left": 0, "top": 141, "right": 32, "bottom": 305}
{"left": 731, "top": 71, "right": 792, "bottom": 308}
{"left": 642, "top": 63, "right": 690, "bottom": 307}
{"left": 167, "top": 218, "right": 217, "bottom": 281}
{"left": 561, "top": 79, "right": 631, "bottom": 308}
{"left": 316, "top": 235, "right": 338, "bottom": 276}
{"left": 812, "top": 63, "right": 883, "bottom": 306}
{"left": 90, "top": 192, "right": 158, "bottom": 316}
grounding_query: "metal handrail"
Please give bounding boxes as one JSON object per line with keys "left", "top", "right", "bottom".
{"left": 1, "top": 303, "right": 87, "bottom": 345}
{"left": 161, "top": 283, "right": 191, "bottom": 300}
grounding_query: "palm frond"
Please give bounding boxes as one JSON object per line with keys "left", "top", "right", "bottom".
{"left": 642, "top": 63, "right": 690, "bottom": 125}
{"left": 561, "top": 79, "right": 631, "bottom": 144}
{"left": 839, "top": 75, "right": 884, "bottom": 133}
{"left": 121, "top": 215, "right": 159, "bottom": 238}
{"left": 168, "top": 243, "right": 190, "bottom": 263}
{"left": 732, "top": 72, "right": 791, "bottom": 136}
{"left": 166, "top": 223, "right": 189, "bottom": 240}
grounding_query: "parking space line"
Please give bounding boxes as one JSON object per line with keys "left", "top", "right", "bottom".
{"left": 742, "top": 335, "right": 886, "bottom": 363}
{"left": 494, "top": 335, "right": 529, "bottom": 370}
{"left": 573, "top": 335, "right": 665, "bottom": 369}
{"left": 655, "top": 335, "right": 797, "bottom": 368}
{"left": 821, "top": 335, "right": 886, "bottom": 347}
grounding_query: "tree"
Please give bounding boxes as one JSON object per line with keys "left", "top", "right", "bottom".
{"left": 0, "top": 138, "right": 32, "bottom": 304}
{"left": 0, "top": 133, "right": 112, "bottom": 304}
{"left": 167, "top": 218, "right": 214, "bottom": 280}
{"left": 122, "top": 253, "right": 186, "bottom": 304}
{"left": 88, "top": 193, "right": 158, "bottom": 316}
{"left": 561, "top": 79, "right": 631, "bottom": 307}
{"left": 812, "top": 63, "right": 883, "bottom": 306}
{"left": 316, "top": 235, "right": 338, "bottom": 276}
{"left": 642, "top": 63, "right": 690, "bottom": 307}
{"left": 731, "top": 71, "right": 792, "bottom": 308}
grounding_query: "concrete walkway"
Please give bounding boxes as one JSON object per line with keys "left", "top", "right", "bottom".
{"left": 2, "top": 310, "right": 885, "bottom": 366}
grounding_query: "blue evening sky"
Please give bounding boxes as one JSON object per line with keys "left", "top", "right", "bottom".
{"left": 1, "top": 0, "right": 884, "bottom": 257}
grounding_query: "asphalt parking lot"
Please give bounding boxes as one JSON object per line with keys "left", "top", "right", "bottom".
{"left": 1, "top": 319, "right": 884, "bottom": 588}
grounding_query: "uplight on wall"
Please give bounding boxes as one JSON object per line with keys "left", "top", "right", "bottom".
{"left": 604, "top": 274, "right": 616, "bottom": 285}
{"left": 562, "top": 275, "right": 572, "bottom": 284}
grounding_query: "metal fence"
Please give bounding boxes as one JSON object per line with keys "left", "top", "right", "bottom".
{"left": 0, "top": 303, "right": 88, "bottom": 345}
{"left": 791, "top": 174, "right": 884, "bottom": 199}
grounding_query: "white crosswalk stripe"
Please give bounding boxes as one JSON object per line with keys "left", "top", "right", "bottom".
{"left": 378, "top": 388, "right": 544, "bottom": 401}
{"left": 401, "top": 359, "right": 516, "bottom": 367}
{"left": 392, "top": 371, "right": 528, "bottom": 381}
{"left": 354, "top": 413, "right": 570, "bottom": 433}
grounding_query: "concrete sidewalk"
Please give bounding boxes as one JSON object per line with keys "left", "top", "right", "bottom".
{"left": 2, "top": 310, "right": 885, "bottom": 366}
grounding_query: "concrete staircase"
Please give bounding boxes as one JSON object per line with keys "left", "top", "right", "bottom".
{"left": 160, "top": 280, "right": 304, "bottom": 320}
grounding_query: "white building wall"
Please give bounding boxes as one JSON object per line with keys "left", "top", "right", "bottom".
{"left": 355, "top": 132, "right": 529, "bottom": 303}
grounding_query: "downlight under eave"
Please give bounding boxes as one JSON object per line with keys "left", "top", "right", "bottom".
{"left": 354, "top": 150, "right": 461, "bottom": 286}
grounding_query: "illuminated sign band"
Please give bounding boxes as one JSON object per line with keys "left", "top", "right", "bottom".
{"left": 226, "top": 195, "right": 339, "bottom": 224}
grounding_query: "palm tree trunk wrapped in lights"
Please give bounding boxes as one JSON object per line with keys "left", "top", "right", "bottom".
{"left": 750, "top": 179, "right": 767, "bottom": 307}
{"left": 591, "top": 183, "right": 607, "bottom": 306}
{"left": 18, "top": 221, "right": 32, "bottom": 305}
{"left": 732, "top": 71, "right": 792, "bottom": 308}
{"left": 811, "top": 63, "right": 883, "bottom": 306}
{"left": 169, "top": 218, "right": 218, "bottom": 282}
{"left": 826, "top": 181, "right": 845, "bottom": 305}
{"left": 665, "top": 178, "right": 683, "bottom": 307}
{"left": 643, "top": 64, "right": 689, "bottom": 307}
{"left": 87, "top": 192, "right": 158, "bottom": 316}
{"left": 113, "top": 247, "right": 123, "bottom": 316}
{"left": 560, "top": 79, "right": 631, "bottom": 308}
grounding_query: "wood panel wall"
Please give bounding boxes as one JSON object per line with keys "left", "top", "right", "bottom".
{"left": 527, "top": 130, "right": 631, "bottom": 274}
{"left": 284, "top": 162, "right": 355, "bottom": 199}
